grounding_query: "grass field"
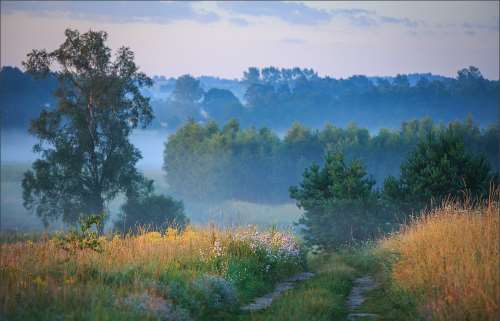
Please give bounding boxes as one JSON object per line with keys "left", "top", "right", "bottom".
{"left": 0, "top": 226, "right": 305, "bottom": 321}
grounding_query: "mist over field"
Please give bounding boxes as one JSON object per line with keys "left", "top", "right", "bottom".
{"left": 1, "top": 127, "right": 305, "bottom": 231}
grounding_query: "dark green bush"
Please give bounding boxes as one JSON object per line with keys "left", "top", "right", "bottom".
{"left": 115, "top": 194, "right": 188, "bottom": 233}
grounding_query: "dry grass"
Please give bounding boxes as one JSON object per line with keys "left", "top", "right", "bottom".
{"left": 0, "top": 226, "right": 304, "bottom": 321}
{"left": 381, "top": 189, "right": 500, "bottom": 321}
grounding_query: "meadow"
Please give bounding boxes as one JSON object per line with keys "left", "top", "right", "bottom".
{"left": 2, "top": 191, "right": 498, "bottom": 321}
{"left": 0, "top": 226, "right": 305, "bottom": 321}
{"left": 1, "top": 159, "right": 499, "bottom": 321}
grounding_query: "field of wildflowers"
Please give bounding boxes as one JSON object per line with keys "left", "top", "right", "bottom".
{"left": 0, "top": 226, "right": 305, "bottom": 321}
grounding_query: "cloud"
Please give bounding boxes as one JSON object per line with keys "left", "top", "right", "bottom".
{"left": 229, "top": 17, "right": 250, "bottom": 27}
{"left": 281, "top": 37, "right": 306, "bottom": 44}
{"left": 218, "top": 1, "right": 331, "bottom": 25}
{"left": 1, "top": 1, "right": 220, "bottom": 24}
{"left": 462, "top": 20, "right": 499, "bottom": 32}
{"left": 380, "top": 16, "right": 419, "bottom": 28}
{"left": 1, "top": 0, "right": 425, "bottom": 31}
{"left": 329, "top": 8, "right": 419, "bottom": 28}
{"left": 218, "top": 2, "right": 421, "bottom": 29}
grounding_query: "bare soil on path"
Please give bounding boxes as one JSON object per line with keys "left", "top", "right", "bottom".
{"left": 241, "top": 272, "right": 315, "bottom": 312}
{"left": 346, "top": 276, "right": 379, "bottom": 321}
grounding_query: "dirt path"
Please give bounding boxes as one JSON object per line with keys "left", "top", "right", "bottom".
{"left": 241, "top": 272, "right": 315, "bottom": 312}
{"left": 346, "top": 276, "right": 378, "bottom": 320}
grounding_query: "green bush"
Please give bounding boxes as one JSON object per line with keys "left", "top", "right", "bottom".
{"left": 54, "top": 214, "right": 104, "bottom": 254}
{"left": 115, "top": 194, "right": 188, "bottom": 233}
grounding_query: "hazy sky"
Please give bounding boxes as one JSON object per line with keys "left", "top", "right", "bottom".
{"left": 1, "top": 1, "right": 499, "bottom": 79}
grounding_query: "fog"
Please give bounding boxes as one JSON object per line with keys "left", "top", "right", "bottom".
{"left": 1, "top": 129, "right": 169, "bottom": 231}
{"left": 1, "top": 128, "right": 302, "bottom": 231}
{"left": 1, "top": 129, "right": 38, "bottom": 163}
{"left": 129, "top": 129, "right": 172, "bottom": 169}
{"left": 1, "top": 129, "right": 173, "bottom": 168}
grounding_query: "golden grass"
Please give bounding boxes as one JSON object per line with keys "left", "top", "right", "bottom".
{"left": 2, "top": 226, "right": 222, "bottom": 277}
{"left": 0, "top": 225, "right": 303, "bottom": 320}
{"left": 0, "top": 227, "right": 238, "bottom": 312}
{"left": 380, "top": 189, "right": 500, "bottom": 321}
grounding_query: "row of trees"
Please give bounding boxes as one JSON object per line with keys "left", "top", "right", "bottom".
{"left": 157, "top": 66, "right": 498, "bottom": 130}
{"left": 163, "top": 117, "right": 499, "bottom": 204}
{"left": 3, "top": 61, "right": 497, "bottom": 132}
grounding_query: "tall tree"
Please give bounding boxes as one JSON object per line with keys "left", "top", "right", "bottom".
{"left": 22, "top": 29, "right": 153, "bottom": 226}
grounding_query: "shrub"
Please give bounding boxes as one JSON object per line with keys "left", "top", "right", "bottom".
{"left": 115, "top": 194, "right": 188, "bottom": 233}
{"left": 54, "top": 214, "right": 104, "bottom": 254}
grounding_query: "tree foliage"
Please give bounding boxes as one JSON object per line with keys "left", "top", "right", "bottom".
{"left": 289, "top": 152, "right": 389, "bottom": 249}
{"left": 384, "top": 127, "right": 497, "bottom": 207}
{"left": 200, "top": 65, "right": 498, "bottom": 130}
{"left": 164, "top": 118, "right": 498, "bottom": 204}
{"left": 21, "top": 29, "right": 153, "bottom": 226}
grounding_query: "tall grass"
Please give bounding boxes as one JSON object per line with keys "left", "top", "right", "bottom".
{"left": 0, "top": 226, "right": 305, "bottom": 321}
{"left": 381, "top": 189, "right": 500, "bottom": 321}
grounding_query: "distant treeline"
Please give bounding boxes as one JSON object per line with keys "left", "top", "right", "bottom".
{"left": 158, "top": 65, "right": 498, "bottom": 131}
{"left": 164, "top": 117, "right": 499, "bottom": 204}
{"left": 2, "top": 65, "right": 498, "bottom": 131}
{"left": 0, "top": 66, "right": 58, "bottom": 129}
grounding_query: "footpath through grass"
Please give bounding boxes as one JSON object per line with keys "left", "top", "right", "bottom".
{"left": 242, "top": 192, "right": 499, "bottom": 321}
{"left": 238, "top": 246, "right": 424, "bottom": 321}
{"left": 239, "top": 248, "right": 383, "bottom": 321}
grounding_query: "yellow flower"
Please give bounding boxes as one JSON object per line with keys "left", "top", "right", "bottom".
{"left": 64, "top": 275, "right": 76, "bottom": 285}
{"left": 165, "top": 227, "right": 179, "bottom": 240}
{"left": 33, "top": 276, "right": 47, "bottom": 288}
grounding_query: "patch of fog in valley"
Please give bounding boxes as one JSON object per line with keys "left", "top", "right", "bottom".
{"left": 1, "top": 129, "right": 300, "bottom": 232}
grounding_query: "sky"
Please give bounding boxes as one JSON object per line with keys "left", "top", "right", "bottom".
{"left": 1, "top": 1, "right": 499, "bottom": 79}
